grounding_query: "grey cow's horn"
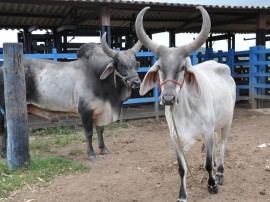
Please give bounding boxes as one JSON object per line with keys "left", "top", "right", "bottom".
{"left": 179, "top": 6, "right": 211, "bottom": 56}
{"left": 135, "top": 7, "right": 160, "bottom": 54}
{"left": 131, "top": 40, "right": 142, "bottom": 54}
{"left": 101, "top": 32, "right": 118, "bottom": 58}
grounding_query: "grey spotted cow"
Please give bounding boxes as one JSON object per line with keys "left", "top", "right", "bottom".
{"left": 0, "top": 33, "right": 142, "bottom": 161}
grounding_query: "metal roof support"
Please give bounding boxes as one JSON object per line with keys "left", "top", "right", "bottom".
{"left": 256, "top": 12, "right": 266, "bottom": 46}
{"left": 100, "top": 6, "right": 111, "bottom": 47}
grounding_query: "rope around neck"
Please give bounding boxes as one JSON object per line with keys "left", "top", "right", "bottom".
{"left": 113, "top": 69, "right": 137, "bottom": 88}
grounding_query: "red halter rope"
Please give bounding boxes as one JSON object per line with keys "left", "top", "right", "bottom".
{"left": 159, "top": 78, "right": 185, "bottom": 89}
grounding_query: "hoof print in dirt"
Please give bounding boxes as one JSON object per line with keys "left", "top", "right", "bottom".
{"left": 208, "top": 184, "right": 218, "bottom": 194}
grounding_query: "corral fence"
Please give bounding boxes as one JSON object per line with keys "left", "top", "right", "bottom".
{"left": 193, "top": 45, "right": 270, "bottom": 109}
{"left": 1, "top": 45, "right": 270, "bottom": 111}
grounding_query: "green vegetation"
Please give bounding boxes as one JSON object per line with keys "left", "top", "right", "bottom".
{"left": 0, "top": 122, "right": 131, "bottom": 199}
{"left": 0, "top": 156, "right": 90, "bottom": 198}
{"left": 104, "top": 121, "right": 129, "bottom": 131}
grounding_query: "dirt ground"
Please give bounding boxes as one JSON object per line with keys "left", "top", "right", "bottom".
{"left": 3, "top": 106, "right": 270, "bottom": 202}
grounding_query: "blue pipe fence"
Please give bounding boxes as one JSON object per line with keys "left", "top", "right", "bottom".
{"left": 194, "top": 45, "right": 270, "bottom": 108}
{"left": 1, "top": 45, "right": 270, "bottom": 110}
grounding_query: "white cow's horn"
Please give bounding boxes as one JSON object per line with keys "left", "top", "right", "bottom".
{"left": 135, "top": 7, "right": 160, "bottom": 54}
{"left": 179, "top": 6, "right": 211, "bottom": 56}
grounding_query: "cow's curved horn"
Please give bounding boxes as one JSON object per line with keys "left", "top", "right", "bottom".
{"left": 179, "top": 6, "right": 211, "bottom": 56}
{"left": 135, "top": 7, "right": 160, "bottom": 54}
{"left": 101, "top": 32, "right": 117, "bottom": 58}
{"left": 130, "top": 40, "right": 142, "bottom": 54}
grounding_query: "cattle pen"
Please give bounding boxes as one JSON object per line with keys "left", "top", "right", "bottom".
{"left": 1, "top": 45, "right": 270, "bottom": 128}
{"left": 1, "top": 45, "right": 270, "bottom": 129}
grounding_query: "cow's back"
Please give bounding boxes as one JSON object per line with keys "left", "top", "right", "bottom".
{"left": 193, "top": 60, "right": 236, "bottom": 130}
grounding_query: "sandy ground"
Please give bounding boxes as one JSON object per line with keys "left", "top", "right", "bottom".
{"left": 2, "top": 107, "right": 270, "bottom": 202}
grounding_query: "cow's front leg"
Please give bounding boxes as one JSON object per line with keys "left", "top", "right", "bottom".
{"left": 78, "top": 105, "right": 98, "bottom": 161}
{"left": 0, "top": 114, "right": 7, "bottom": 158}
{"left": 205, "top": 133, "right": 218, "bottom": 194}
{"left": 95, "top": 126, "right": 109, "bottom": 155}
{"left": 176, "top": 151, "right": 188, "bottom": 202}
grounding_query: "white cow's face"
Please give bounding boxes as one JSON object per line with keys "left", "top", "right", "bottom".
{"left": 139, "top": 49, "right": 190, "bottom": 106}
{"left": 157, "top": 52, "right": 187, "bottom": 105}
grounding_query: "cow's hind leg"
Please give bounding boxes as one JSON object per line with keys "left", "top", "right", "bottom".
{"left": 205, "top": 131, "right": 218, "bottom": 194}
{"left": 78, "top": 104, "right": 98, "bottom": 161}
{"left": 0, "top": 113, "right": 7, "bottom": 158}
{"left": 95, "top": 126, "right": 109, "bottom": 155}
{"left": 216, "top": 123, "right": 231, "bottom": 185}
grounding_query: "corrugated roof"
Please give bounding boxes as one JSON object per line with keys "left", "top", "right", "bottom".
{"left": 0, "top": 0, "right": 269, "bottom": 35}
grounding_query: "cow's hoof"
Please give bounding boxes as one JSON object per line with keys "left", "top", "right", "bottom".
{"left": 88, "top": 155, "right": 99, "bottom": 161}
{"left": 100, "top": 148, "right": 110, "bottom": 155}
{"left": 176, "top": 199, "right": 187, "bottom": 202}
{"left": 216, "top": 173, "right": 224, "bottom": 185}
{"left": 208, "top": 184, "right": 218, "bottom": 194}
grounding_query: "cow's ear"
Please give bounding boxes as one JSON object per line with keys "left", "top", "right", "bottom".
{"left": 139, "top": 61, "right": 160, "bottom": 96}
{"left": 100, "top": 63, "right": 115, "bottom": 80}
{"left": 184, "top": 58, "right": 200, "bottom": 94}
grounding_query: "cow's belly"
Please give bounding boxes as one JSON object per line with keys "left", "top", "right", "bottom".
{"left": 93, "top": 101, "right": 119, "bottom": 126}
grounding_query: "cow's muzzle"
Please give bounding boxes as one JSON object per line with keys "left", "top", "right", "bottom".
{"left": 161, "top": 95, "right": 176, "bottom": 106}
{"left": 127, "top": 76, "right": 141, "bottom": 89}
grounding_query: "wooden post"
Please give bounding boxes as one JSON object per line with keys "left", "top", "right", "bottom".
{"left": 256, "top": 12, "right": 266, "bottom": 46}
{"left": 100, "top": 6, "right": 111, "bottom": 47}
{"left": 3, "top": 43, "right": 30, "bottom": 170}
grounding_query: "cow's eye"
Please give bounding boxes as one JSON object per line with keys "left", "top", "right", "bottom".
{"left": 179, "top": 66, "right": 185, "bottom": 72}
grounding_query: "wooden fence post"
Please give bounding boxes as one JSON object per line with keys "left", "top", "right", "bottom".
{"left": 3, "top": 43, "right": 30, "bottom": 170}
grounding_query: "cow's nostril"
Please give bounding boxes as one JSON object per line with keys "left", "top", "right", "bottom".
{"left": 162, "top": 95, "right": 175, "bottom": 105}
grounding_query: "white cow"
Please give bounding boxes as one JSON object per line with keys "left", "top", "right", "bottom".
{"left": 135, "top": 6, "right": 236, "bottom": 202}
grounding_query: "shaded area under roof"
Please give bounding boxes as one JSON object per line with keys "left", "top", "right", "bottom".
{"left": 0, "top": 0, "right": 269, "bottom": 35}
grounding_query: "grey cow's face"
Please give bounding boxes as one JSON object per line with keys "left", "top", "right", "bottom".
{"left": 100, "top": 32, "right": 142, "bottom": 89}
{"left": 114, "top": 50, "right": 141, "bottom": 89}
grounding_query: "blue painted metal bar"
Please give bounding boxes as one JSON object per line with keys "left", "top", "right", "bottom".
{"left": 136, "top": 52, "right": 155, "bottom": 57}
{"left": 249, "top": 46, "right": 258, "bottom": 108}
{"left": 191, "top": 51, "right": 197, "bottom": 65}
{"left": 254, "top": 84, "right": 270, "bottom": 88}
{"left": 236, "top": 85, "right": 249, "bottom": 89}
{"left": 3, "top": 43, "right": 30, "bottom": 170}
{"left": 24, "top": 53, "right": 77, "bottom": 59}
{"left": 253, "top": 73, "right": 270, "bottom": 77}
{"left": 233, "top": 73, "right": 249, "bottom": 78}
{"left": 124, "top": 97, "right": 158, "bottom": 104}
{"left": 234, "top": 62, "right": 249, "bottom": 66}
{"left": 137, "top": 67, "right": 150, "bottom": 73}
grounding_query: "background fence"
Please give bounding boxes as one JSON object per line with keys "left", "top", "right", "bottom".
{"left": 1, "top": 45, "right": 270, "bottom": 109}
